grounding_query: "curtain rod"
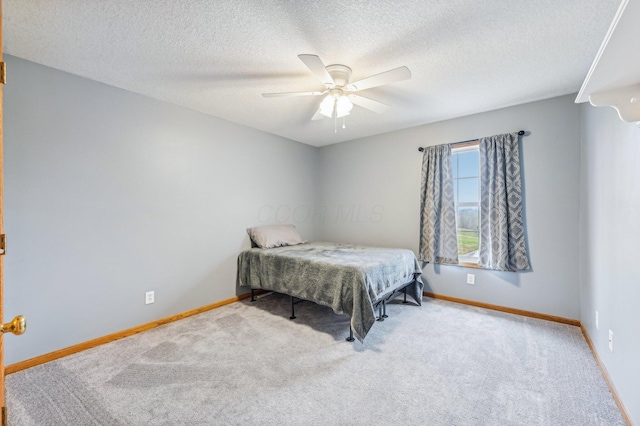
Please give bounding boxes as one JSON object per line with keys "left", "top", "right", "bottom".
{"left": 418, "top": 130, "right": 526, "bottom": 152}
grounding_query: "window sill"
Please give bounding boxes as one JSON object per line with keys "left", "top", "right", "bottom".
{"left": 433, "top": 261, "right": 518, "bottom": 272}
{"left": 457, "top": 261, "right": 483, "bottom": 270}
{"left": 432, "top": 260, "right": 483, "bottom": 270}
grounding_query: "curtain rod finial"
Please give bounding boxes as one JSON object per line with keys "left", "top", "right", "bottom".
{"left": 418, "top": 147, "right": 425, "bottom": 152}
{"left": 518, "top": 130, "right": 525, "bottom": 135}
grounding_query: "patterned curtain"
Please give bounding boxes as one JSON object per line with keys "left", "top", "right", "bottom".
{"left": 478, "top": 133, "right": 530, "bottom": 271}
{"left": 419, "top": 144, "right": 458, "bottom": 264}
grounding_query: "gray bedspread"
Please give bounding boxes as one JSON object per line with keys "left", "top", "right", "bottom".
{"left": 237, "top": 242, "right": 423, "bottom": 341}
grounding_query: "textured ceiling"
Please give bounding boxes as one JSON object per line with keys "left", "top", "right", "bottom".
{"left": 3, "top": 0, "right": 620, "bottom": 147}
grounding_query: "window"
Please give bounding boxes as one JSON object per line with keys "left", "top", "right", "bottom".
{"left": 419, "top": 133, "right": 529, "bottom": 271}
{"left": 451, "top": 143, "right": 480, "bottom": 263}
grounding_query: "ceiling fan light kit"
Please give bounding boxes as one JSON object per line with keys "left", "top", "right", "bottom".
{"left": 262, "top": 54, "right": 411, "bottom": 131}
{"left": 335, "top": 95, "right": 353, "bottom": 117}
{"left": 319, "top": 95, "right": 335, "bottom": 117}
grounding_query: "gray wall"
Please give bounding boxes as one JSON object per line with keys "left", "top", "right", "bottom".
{"left": 318, "top": 95, "right": 582, "bottom": 319}
{"left": 579, "top": 104, "right": 640, "bottom": 424}
{"left": 6, "top": 54, "right": 635, "bottom": 422}
{"left": 3, "top": 56, "right": 319, "bottom": 365}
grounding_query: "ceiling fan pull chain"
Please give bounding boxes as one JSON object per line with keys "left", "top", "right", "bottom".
{"left": 342, "top": 117, "right": 346, "bottom": 129}
{"left": 334, "top": 115, "right": 337, "bottom": 133}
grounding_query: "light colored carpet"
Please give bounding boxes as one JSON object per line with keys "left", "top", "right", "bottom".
{"left": 6, "top": 294, "right": 625, "bottom": 425}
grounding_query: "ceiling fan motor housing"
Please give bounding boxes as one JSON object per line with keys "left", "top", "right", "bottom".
{"left": 326, "top": 64, "right": 353, "bottom": 87}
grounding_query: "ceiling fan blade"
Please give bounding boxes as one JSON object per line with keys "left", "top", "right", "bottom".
{"left": 262, "top": 90, "right": 325, "bottom": 98}
{"left": 347, "top": 66, "right": 411, "bottom": 91}
{"left": 298, "top": 54, "right": 335, "bottom": 87}
{"left": 348, "top": 95, "right": 390, "bottom": 114}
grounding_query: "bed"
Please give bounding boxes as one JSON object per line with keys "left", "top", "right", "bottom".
{"left": 237, "top": 241, "right": 423, "bottom": 342}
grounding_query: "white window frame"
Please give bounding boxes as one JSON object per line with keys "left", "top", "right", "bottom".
{"left": 451, "top": 144, "right": 480, "bottom": 264}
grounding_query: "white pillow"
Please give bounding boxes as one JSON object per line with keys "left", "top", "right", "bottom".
{"left": 246, "top": 224, "right": 306, "bottom": 249}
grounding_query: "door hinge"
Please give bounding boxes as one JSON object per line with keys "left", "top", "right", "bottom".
{"left": 0, "top": 234, "right": 6, "bottom": 255}
{"left": 1, "top": 406, "right": 6, "bottom": 426}
{"left": 0, "top": 62, "right": 6, "bottom": 85}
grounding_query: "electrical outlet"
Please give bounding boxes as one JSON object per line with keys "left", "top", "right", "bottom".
{"left": 145, "top": 291, "right": 155, "bottom": 305}
{"left": 466, "top": 274, "right": 475, "bottom": 285}
{"left": 608, "top": 330, "right": 613, "bottom": 352}
{"left": 595, "top": 311, "right": 599, "bottom": 329}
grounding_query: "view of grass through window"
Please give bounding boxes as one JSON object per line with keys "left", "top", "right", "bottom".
{"left": 452, "top": 146, "right": 480, "bottom": 260}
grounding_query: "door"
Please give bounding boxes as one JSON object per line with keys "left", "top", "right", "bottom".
{"left": 1, "top": 0, "right": 5, "bottom": 417}
{"left": 0, "top": 1, "right": 28, "bottom": 423}
{"left": 0, "top": 0, "right": 5, "bottom": 418}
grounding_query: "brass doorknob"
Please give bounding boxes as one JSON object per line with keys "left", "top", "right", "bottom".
{"left": 1, "top": 315, "right": 26, "bottom": 335}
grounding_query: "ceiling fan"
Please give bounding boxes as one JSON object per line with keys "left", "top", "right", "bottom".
{"left": 262, "top": 54, "right": 411, "bottom": 122}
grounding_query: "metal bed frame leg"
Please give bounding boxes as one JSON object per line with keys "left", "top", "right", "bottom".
{"left": 382, "top": 300, "right": 388, "bottom": 318}
{"left": 402, "top": 289, "right": 408, "bottom": 304}
{"left": 289, "top": 296, "right": 296, "bottom": 320}
{"left": 346, "top": 327, "right": 355, "bottom": 342}
{"left": 376, "top": 304, "right": 385, "bottom": 322}
{"left": 250, "top": 289, "right": 256, "bottom": 302}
